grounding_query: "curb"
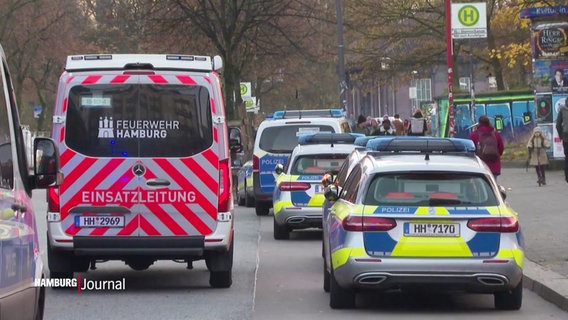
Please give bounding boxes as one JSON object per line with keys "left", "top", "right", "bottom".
{"left": 523, "top": 259, "right": 568, "bottom": 311}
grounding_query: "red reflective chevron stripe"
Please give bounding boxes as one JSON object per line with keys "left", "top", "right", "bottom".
{"left": 59, "top": 149, "right": 75, "bottom": 167}
{"left": 60, "top": 157, "right": 98, "bottom": 194}
{"left": 117, "top": 214, "right": 138, "bottom": 236}
{"left": 176, "top": 75, "right": 197, "bottom": 85}
{"left": 172, "top": 203, "right": 213, "bottom": 234}
{"left": 65, "top": 75, "right": 75, "bottom": 84}
{"left": 201, "top": 149, "right": 218, "bottom": 167}
{"left": 82, "top": 75, "right": 102, "bottom": 84}
{"left": 64, "top": 158, "right": 125, "bottom": 209}
{"left": 62, "top": 97, "right": 68, "bottom": 113}
{"left": 144, "top": 202, "right": 187, "bottom": 235}
{"left": 148, "top": 75, "right": 167, "bottom": 84}
{"left": 139, "top": 215, "right": 160, "bottom": 236}
{"left": 89, "top": 227, "right": 109, "bottom": 236}
{"left": 178, "top": 158, "right": 216, "bottom": 194}
{"left": 110, "top": 75, "right": 130, "bottom": 83}
{"left": 58, "top": 127, "right": 64, "bottom": 143}
{"left": 210, "top": 97, "right": 216, "bottom": 115}
{"left": 65, "top": 223, "right": 79, "bottom": 236}
{"left": 213, "top": 127, "right": 218, "bottom": 143}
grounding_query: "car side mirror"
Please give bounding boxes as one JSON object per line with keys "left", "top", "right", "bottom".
{"left": 324, "top": 184, "right": 340, "bottom": 202}
{"left": 321, "top": 173, "right": 334, "bottom": 187}
{"left": 33, "top": 137, "right": 62, "bottom": 188}
{"left": 229, "top": 127, "right": 243, "bottom": 153}
{"left": 499, "top": 185, "right": 507, "bottom": 200}
{"left": 274, "top": 163, "right": 284, "bottom": 175}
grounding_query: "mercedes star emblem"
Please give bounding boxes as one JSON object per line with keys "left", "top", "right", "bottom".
{"left": 132, "top": 163, "right": 146, "bottom": 176}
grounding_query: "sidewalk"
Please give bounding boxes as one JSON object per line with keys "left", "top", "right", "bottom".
{"left": 499, "top": 166, "right": 568, "bottom": 311}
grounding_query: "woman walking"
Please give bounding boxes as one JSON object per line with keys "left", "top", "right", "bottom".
{"left": 527, "top": 126, "right": 551, "bottom": 186}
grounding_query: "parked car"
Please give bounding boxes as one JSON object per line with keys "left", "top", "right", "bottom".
{"left": 236, "top": 160, "right": 254, "bottom": 207}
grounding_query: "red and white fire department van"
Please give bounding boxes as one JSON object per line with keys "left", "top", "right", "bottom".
{"left": 47, "top": 54, "right": 237, "bottom": 288}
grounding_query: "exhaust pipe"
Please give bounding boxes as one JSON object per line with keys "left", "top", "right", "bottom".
{"left": 477, "top": 275, "right": 507, "bottom": 286}
{"left": 355, "top": 275, "right": 387, "bottom": 285}
{"left": 286, "top": 217, "right": 306, "bottom": 224}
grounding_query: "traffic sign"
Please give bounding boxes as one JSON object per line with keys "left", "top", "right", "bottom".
{"left": 451, "top": 3, "right": 487, "bottom": 39}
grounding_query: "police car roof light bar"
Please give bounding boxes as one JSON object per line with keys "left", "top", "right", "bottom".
{"left": 298, "top": 133, "right": 363, "bottom": 145}
{"left": 65, "top": 54, "right": 223, "bottom": 72}
{"left": 273, "top": 109, "right": 344, "bottom": 119}
{"left": 366, "top": 137, "right": 475, "bottom": 153}
{"left": 354, "top": 136, "right": 380, "bottom": 147}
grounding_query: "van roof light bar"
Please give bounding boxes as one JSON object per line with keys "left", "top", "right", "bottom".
{"left": 298, "top": 133, "right": 363, "bottom": 146}
{"left": 65, "top": 54, "right": 223, "bottom": 72}
{"left": 273, "top": 109, "right": 344, "bottom": 119}
{"left": 366, "top": 137, "right": 476, "bottom": 153}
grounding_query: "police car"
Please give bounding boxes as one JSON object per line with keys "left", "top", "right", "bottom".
{"left": 252, "top": 109, "right": 351, "bottom": 216}
{"left": 322, "top": 137, "right": 524, "bottom": 310}
{"left": 272, "top": 133, "right": 361, "bottom": 240}
{"left": 236, "top": 160, "right": 254, "bottom": 207}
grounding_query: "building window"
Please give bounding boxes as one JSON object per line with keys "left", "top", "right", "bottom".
{"left": 417, "top": 78, "right": 432, "bottom": 105}
{"left": 459, "top": 77, "right": 471, "bottom": 91}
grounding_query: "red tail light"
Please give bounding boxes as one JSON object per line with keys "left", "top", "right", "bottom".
{"left": 342, "top": 215, "right": 397, "bottom": 232}
{"left": 467, "top": 216, "right": 519, "bottom": 232}
{"left": 47, "top": 186, "right": 60, "bottom": 212}
{"left": 252, "top": 155, "right": 259, "bottom": 172}
{"left": 218, "top": 159, "right": 231, "bottom": 212}
{"left": 278, "top": 181, "right": 311, "bottom": 191}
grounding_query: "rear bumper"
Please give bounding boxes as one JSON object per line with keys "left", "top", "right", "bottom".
{"left": 73, "top": 236, "right": 204, "bottom": 258}
{"left": 333, "top": 257, "right": 523, "bottom": 293}
{"left": 47, "top": 212, "right": 233, "bottom": 257}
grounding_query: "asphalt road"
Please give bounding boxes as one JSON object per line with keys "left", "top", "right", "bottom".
{"left": 31, "top": 180, "right": 567, "bottom": 319}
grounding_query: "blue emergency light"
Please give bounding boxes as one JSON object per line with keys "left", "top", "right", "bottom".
{"left": 298, "top": 133, "right": 364, "bottom": 145}
{"left": 354, "top": 136, "right": 381, "bottom": 147}
{"left": 273, "top": 109, "right": 344, "bottom": 119}
{"left": 366, "top": 136, "right": 475, "bottom": 153}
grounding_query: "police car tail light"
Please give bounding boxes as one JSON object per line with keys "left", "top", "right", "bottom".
{"left": 278, "top": 181, "right": 310, "bottom": 191}
{"left": 47, "top": 186, "right": 60, "bottom": 212}
{"left": 252, "top": 155, "right": 259, "bottom": 172}
{"left": 218, "top": 159, "right": 231, "bottom": 212}
{"left": 467, "top": 216, "right": 518, "bottom": 233}
{"left": 342, "top": 215, "right": 396, "bottom": 232}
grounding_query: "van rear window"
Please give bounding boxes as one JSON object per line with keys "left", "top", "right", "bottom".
{"left": 65, "top": 84, "right": 213, "bottom": 157}
{"left": 259, "top": 125, "right": 334, "bottom": 153}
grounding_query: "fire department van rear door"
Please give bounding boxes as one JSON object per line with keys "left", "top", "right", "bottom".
{"left": 61, "top": 73, "right": 218, "bottom": 237}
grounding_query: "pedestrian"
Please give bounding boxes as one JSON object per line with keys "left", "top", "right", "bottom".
{"left": 527, "top": 126, "right": 551, "bottom": 186}
{"left": 353, "top": 114, "right": 368, "bottom": 134}
{"left": 407, "top": 109, "right": 427, "bottom": 136}
{"left": 468, "top": 115, "right": 505, "bottom": 180}
{"left": 367, "top": 118, "right": 381, "bottom": 136}
{"left": 376, "top": 119, "right": 395, "bottom": 136}
{"left": 555, "top": 100, "right": 568, "bottom": 183}
{"left": 392, "top": 114, "right": 405, "bottom": 136}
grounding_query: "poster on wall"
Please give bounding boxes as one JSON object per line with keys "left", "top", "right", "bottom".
{"left": 531, "top": 22, "right": 568, "bottom": 59}
{"left": 551, "top": 61, "right": 568, "bottom": 94}
{"left": 534, "top": 59, "right": 552, "bottom": 93}
{"left": 552, "top": 95, "right": 567, "bottom": 158}
{"left": 536, "top": 93, "right": 553, "bottom": 122}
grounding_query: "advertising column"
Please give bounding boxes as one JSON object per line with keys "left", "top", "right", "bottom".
{"left": 521, "top": 6, "right": 568, "bottom": 159}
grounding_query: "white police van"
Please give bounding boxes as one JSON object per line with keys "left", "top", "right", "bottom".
{"left": 252, "top": 109, "right": 351, "bottom": 216}
{"left": 46, "top": 54, "right": 239, "bottom": 288}
{"left": 0, "top": 43, "right": 61, "bottom": 319}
